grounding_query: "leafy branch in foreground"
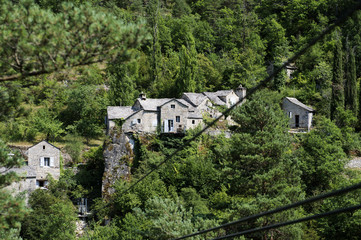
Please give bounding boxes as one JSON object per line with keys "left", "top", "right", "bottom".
{"left": 0, "top": 0, "right": 149, "bottom": 81}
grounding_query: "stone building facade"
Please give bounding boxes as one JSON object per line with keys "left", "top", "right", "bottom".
{"left": 283, "top": 97, "right": 314, "bottom": 130}
{"left": 106, "top": 85, "right": 247, "bottom": 134}
{"left": 1, "top": 141, "right": 61, "bottom": 199}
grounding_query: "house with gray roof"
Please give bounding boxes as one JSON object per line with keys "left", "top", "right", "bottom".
{"left": 1, "top": 140, "right": 61, "bottom": 200}
{"left": 106, "top": 85, "right": 247, "bottom": 134}
{"left": 283, "top": 97, "right": 314, "bottom": 131}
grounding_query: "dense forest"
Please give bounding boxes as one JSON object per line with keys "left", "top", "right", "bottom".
{"left": 2, "top": 0, "right": 361, "bottom": 239}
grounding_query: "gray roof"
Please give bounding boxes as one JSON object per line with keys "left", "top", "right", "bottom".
{"left": 182, "top": 93, "right": 208, "bottom": 107}
{"left": 203, "top": 92, "right": 226, "bottom": 105}
{"left": 137, "top": 98, "right": 172, "bottom": 111}
{"left": 160, "top": 99, "right": 190, "bottom": 108}
{"left": 28, "top": 140, "right": 60, "bottom": 151}
{"left": 107, "top": 106, "right": 136, "bottom": 120}
{"left": 215, "top": 90, "right": 233, "bottom": 97}
{"left": 285, "top": 97, "right": 314, "bottom": 112}
{"left": 0, "top": 166, "right": 37, "bottom": 178}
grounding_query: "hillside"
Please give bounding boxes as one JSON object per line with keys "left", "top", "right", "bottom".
{"left": 1, "top": 0, "right": 361, "bottom": 239}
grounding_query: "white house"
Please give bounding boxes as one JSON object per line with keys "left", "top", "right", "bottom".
{"left": 283, "top": 97, "right": 314, "bottom": 131}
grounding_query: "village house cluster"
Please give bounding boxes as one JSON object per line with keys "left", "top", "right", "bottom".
{"left": 107, "top": 85, "right": 247, "bottom": 134}
{"left": 2, "top": 88, "right": 314, "bottom": 199}
{"left": 107, "top": 86, "right": 314, "bottom": 134}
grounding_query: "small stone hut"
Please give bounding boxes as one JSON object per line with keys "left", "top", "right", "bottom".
{"left": 283, "top": 97, "right": 314, "bottom": 130}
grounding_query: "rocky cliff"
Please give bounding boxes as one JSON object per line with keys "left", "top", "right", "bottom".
{"left": 102, "top": 129, "right": 134, "bottom": 200}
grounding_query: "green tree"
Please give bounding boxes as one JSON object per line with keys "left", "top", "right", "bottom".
{"left": 31, "top": 108, "right": 64, "bottom": 141}
{"left": 221, "top": 90, "right": 304, "bottom": 239}
{"left": 331, "top": 34, "right": 344, "bottom": 120}
{"left": 61, "top": 85, "right": 107, "bottom": 142}
{"left": 0, "top": 0, "right": 148, "bottom": 82}
{"left": 345, "top": 46, "right": 357, "bottom": 115}
{"left": 297, "top": 116, "right": 347, "bottom": 195}
{"left": 21, "top": 189, "right": 77, "bottom": 240}
{"left": 0, "top": 140, "right": 27, "bottom": 239}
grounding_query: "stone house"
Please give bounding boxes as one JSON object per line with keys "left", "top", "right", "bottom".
{"left": 283, "top": 97, "right": 314, "bottom": 130}
{"left": 1, "top": 140, "right": 61, "bottom": 199}
{"left": 106, "top": 85, "right": 247, "bottom": 134}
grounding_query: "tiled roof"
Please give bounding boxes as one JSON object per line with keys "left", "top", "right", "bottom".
{"left": 107, "top": 106, "right": 136, "bottom": 120}
{"left": 138, "top": 98, "right": 172, "bottom": 111}
{"left": 215, "top": 90, "right": 233, "bottom": 96}
{"left": 182, "top": 93, "right": 208, "bottom": 107}
{"left": 203, "top": 92, "right": 226, "bottom": 105}
{"left": 285, "top": 97, "right": 314, "bottom": 112}
{"left": 28, "top": 140, "right": 60, "bottom": 150}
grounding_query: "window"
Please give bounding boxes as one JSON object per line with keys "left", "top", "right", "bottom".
{"left": 36, "top": 180, "right": 48, "bottom": 188}
{"left": 288, "top": 112, "right": 292, "bottom": 118}
{"left": 44, "top": 157, "right": 50, "bottom": 166}
{"left": 40, "top": 157, "right": 53, "bottom": 167}
{"left": 137, "top": 119, "right": 141, "bottom": 123}
{"left": 43, "top": 145, "right": 45, "bottom": 150}
{"left": 176, "top": 116, "right": 180, "bottom": 122}
{"left": 192, "top": 120, "right": 195, "bottom": 124}
{"left": 171, "top": 104, "right": 175, "bottom": 109}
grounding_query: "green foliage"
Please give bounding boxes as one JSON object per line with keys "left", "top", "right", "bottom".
{"left": 297, "top": 116, "right": 347, "bottom": 195}
{"left": 331, "top": 34, "right": 345, "bottom": 120}
{"left": 64, "top": 133, "right": 84, "bottom": 164}
{"left": 0, "top": 140, "right": 27, "bottom": 239}
{"left": 21, "top": 190, "right": 77, "bottom": 240}
{"left": 0, "top": 0, "right": 149, "bottom": 81}
{"left": 31, "top": 108, "right": 64, "bottom": 141}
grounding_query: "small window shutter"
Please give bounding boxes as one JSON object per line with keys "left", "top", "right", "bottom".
{"left": 50, "top": 157, "right": 54, "bottom": 167}
{"left": 36, "top": 180, "right": 39, "bottom": 187}
{"left": 40, "top": 157, "right": 44, "bottom": 167}
{"left": 44, "top": 180, "right": 48, "bottom": 186}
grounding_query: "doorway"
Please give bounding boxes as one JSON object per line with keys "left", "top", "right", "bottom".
{"left": 295, "top": 115, "right": 299, "bottom": 128}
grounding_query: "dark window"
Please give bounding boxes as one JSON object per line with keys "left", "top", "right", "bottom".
{"left": 37, "top": 180, "right": 45, "bottom": 187}
{"left": 171, "top": 104, "right": 175, "bottom": 109}
{"left": 295, "top": 115, "right": 300, "bottom": 128}
{"left": 192, "top": 120, "right": 195, "bottom": 124}
{"left": 137, "top": 119, "right": 141, "bottom": 123}
{"left": 44, "top": 157, "right": 50, "bottom": 166}
{"left": 43, "top": 145, "right": 45, "bottom": 149}
{"left": 176, "top": 116, "right": 180, "bottom": 122}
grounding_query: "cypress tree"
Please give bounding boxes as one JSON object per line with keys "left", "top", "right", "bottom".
{"left": 346, "top": 47, "right": 357, "bottom": 115}
{"left": 331, "top": 39, "right": 344, "bottom": 120}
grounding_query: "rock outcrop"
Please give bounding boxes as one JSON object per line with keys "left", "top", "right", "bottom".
{"left": 102, "top": 130, "right": 134, "bottom": 200}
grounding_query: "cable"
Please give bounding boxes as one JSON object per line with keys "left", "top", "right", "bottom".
{"left": 121, "top": 0, "right": 361, "bottom": 199}
{"left": 212, "top": 204, "right": 361, "bottom": 240}
{"left": 173, "top": 182, "right": 361, "bottom": 239}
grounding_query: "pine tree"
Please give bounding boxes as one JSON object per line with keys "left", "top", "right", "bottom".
{"left": 331, "top": 37, "right": 344, "bottom": 120}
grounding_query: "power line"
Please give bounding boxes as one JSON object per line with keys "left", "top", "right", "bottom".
{"left": 211, "top": 204, "right": 361, "bottom": 240}
{"left": 174, "top": 182, "right": 361, "bottom": 240}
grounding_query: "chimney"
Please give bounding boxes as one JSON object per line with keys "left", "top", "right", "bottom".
{"left": 235, "top": 84, "right": 246, "bottom": 99}
{"left": 139, "top": 92, "right": 146, "bottom": 100}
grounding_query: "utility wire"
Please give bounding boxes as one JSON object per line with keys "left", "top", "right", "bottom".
{"left": 212, "top": 204, "right": 361, "bottom": 240}
{"left": 174, "top": 182, "right": 361, "bottom": 240}
{"left": 119, "top": 0, "right": 361, "bottom": 199}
